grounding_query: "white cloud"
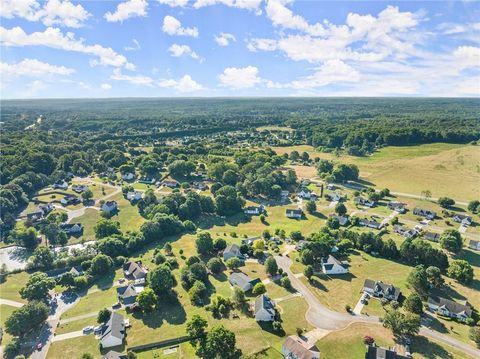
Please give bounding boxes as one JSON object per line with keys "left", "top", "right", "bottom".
{"left": 101, "top": 83, "right": 112, "bottom": 90}
{"left": 162, "top": 16, "right": 198, "bottom": 37}
{"left": 453, "top": 46, "right": 480, "bottom": 70}
{"left": 168, "top": 44, "right": 202, "bottom": 61}
{"left": 218, "top": 66, "right": 262, "bottom": 89}
{"left": 0, "top": 26, "right": 134, "bottom": 69}
{"left": 193, "top": 0, "right": 262, "bottom": 14}
{"left": 25, "top": 80, "right": 47, "bottom": 96}
{"left": 0, "top": 58, "right": 75, "bottom": 77}
{"left": 104, "top": 0, "right": 148, "bottom": 23}
{"left": 214, "top": 32, "right": 236, "bottom": 46}
{"left": 0, "top": 0, "right": 91, "bottom": 28}
{"left": 158, "top": 75, "right": 204, "bottom": 92}
{"left": 110, "top": 68, "right": 154, "bottom": 85}
{"left": 247, "top": 38, "right": 277, "bottom": 52}
{"left": 125, "top": 39, "right": 141, "bottom": 51}
{"left": 157, "top": 0, "right": 189, "bottom": 7}
{"left": 290, "top": 60, "right": 360, "bottom": 89}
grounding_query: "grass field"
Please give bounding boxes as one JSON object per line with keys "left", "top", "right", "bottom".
{"left": 0, "top": 271, "right": 29, "bottom": 302}
{"left": 61, "top": 288, "right": 118, "bottom": 319}
{"left": 273, "top": 143, "right": 480, "bottom": 201}
{"left": 47, "top": 334, "right": 101, "bottom": 359}
{"left": 108, "top": 192, "right": 146, "bottom": 232}
{"left": 0, "top": 304, "right": 17, "bottom": 346}
{"left": 74, "top": 208, "right": 102, "bottom": 241}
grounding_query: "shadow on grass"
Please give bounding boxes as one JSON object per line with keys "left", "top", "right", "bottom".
{"left": 197, "top": 213, "right": 251, "bottom": 231}
{"left": 132, "top": 295, "right": 187, "bottom": 329}
{"left": 257, "top": 321, "right": 285, "bottom": 337}
{"left": 309, "top": 211, "right": 327, "bottom": 219}
{"left": 412, "top": 335, "right": 456, "bottom": 359}
{"left": 309, "top": 277, "right": 328, "bottom": 292}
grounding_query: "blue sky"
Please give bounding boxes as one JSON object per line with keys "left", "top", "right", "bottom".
{"left": 1, "top": 0, "right": 479, "bottom": 98}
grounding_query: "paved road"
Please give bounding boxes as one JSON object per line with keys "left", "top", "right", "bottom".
{"left": 275, "top": 254, "right": 480, "bottom": 358}
{"left": 0, "top": 298, "right": 24, "bottom": 307}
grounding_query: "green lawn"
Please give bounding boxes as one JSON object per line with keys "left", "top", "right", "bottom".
{"left": 0, "top": 271, "right": 29, "bottom": 302}
{"left": 56, "top": 316, "right": 96, "bottom": 335}
{"left": 61, "top": 288, "right": 118, "bottom": 320}
{"left": 47, "top": 334, "right": 101, "bottom": 359}
{"left": 135, "top": 343, "right": 198, "bottom": 358}
{"left": 74, "top": 208, "right": 102, "bottom": 241}
{"left": 0, "top": 304, "right": 18, "bottom": 346}
{"left": 108, "top": 192, "right": 146, "bottom": 233}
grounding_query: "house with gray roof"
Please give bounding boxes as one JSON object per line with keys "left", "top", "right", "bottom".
{"left": 468, "top": 240, "right": 480, "bottom": 251}
{"left": 413, "top": 207, "right": 436, "bottom": 220}
{"left": 100, "top": 312, "right": 125, "bottom": 348}
{"left": 452, "top": 214, "right": 473, "bottom": 226}
{"left": 321, "top": 255, "right": 348, "bottom": 275}
{"left": 363, "top": 279, "right": 401, "bottom": 301}
{"left": 229, "top": 272, "right": 260, "bottom": 292}
{"left": 388, "top": 201, "right": 406, "bottom": 213}
{"left": 330, "top": 214, "right": 349, "bottom": 227}
{"left": 254, "top": 294, "right": 276, "bottom": 322}
{"left": 123, "top": 261, "right": 148, "bottom": 281}
{"left": 365, "top": 345, "right": 410, "bottom": 359}
{"left": 423, "top": 231, "right": 440, "bottom": 242}
{"left": 286, "top": 208, "right": 303, "bottom": 219}
{"left": 281, "top": 335, "right": 320, "bottom": 359}
{"left": 427, "top": 296, "right": 472, "bottom": 322}
{"left": 223, "top": 243, "right": 244, "bottom": 261}
{"left": 355, "top": 197, "right": 375, "bottom": 208}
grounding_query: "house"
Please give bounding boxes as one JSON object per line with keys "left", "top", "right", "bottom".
{"left": 393, "top": 225, "right": 417, "bottom": 239}
{"left": 295, "top": 240, "right": 306, "bottom": 251}
{"left": 327, "top": 183, "right": 335, "bottom": 190}
{"left": 162, "top": 180, "right": 179, "bottom": 188}
{"left": 281, "top": 335, "right": 320, "bottom": 359}
{"left": 102, "top": 201, "right": 118, "bottom": 214}
{"left": 116, "top": 284, "right": 144, "bottom": 308}
{"left": 427, "top": 296, "right": 472, "bottom": 322}
{"left": 330, "top": 215, "right": 349, "bottom": 227}
{"left": 297, "top": 187, "right": 316, "bottom": 200}
{"left": 355, "top": 197, "right": 375, "bottom": 208}
{"left": 468, "top": 240, "right": 480, "bottom": 251}
{"left": 123, "top": 261, "right": 148, "bottom": 281}
{"left": 244, "top": 205, "right": 265, "bottom": 215}
{"left": 60, "top": 223, "right": 84, "bottom": 235}
{"left": 138, "top": 177, "right": 156, "bottom": 184}
{"left": 241, "top": 236, "right": 259, "bottom": 247}
{"left": 121, "top": 172, "right": 135, "bottom": 181}
{"left": 365, "top": 345, "right": 410, "bottom": 359}
{"left": 53, "top": 180, "right": 68, "bottom": 190}
{"left": 229, "top": 272, "right": 260, "bottom": 292}
{"left": 413, "top": 207, "right": 436, "bottom": 220}
{"left": 359, "top": 218, "right": 382, "bottom": 230}
{"left": 26, "top": 210, "right": 44, "bottom": 223}
{"left": 48, "top": 266, "right": 84, "bottom": 279}
{"left": 321, "top": 255, "right": 349, "bottom": 275}
{"left": 254, "top": 294, "right": 276, "bottom": 322}
{"left": 100, "top": 312, "right": 125, "bottom": 348}
{"left": 286, "top": 209, "right": 303, "bottom": 219}
{"left": 192, "top": 181, "right": 208, "bottom": 190}
{"left": 102, "top": 351, "right": 127, "bottom": 359}
{"left": 424, "top": 231, "right": 440, "bottom": 242}
{"left": 72, "top": 184, "right": 88, "bottom": 193}
{"left": 223, "top": 244, "right": 244, "bottom": 261}
{"left": 327, "top": 193, "right": 345, "bottom": 202}
{"left": 281, "top": 190, "right": 290, "bottom": 199}
{"left": 61, "top": 195, "right": 80, "bottom": 206}
{"left": 363, "top": 279, "right": 401, "bottom": 301}
{"left": 452, "top": 214, "right": 473, "bottom": 226}
{"left": 39, "top": 203, "right": 55, "bottom": 215}
{"left": 126, "top": 191, "right": 142, "bottom": 202}
{"left": 388, "top": 201, "right": 406, "bottom": 213}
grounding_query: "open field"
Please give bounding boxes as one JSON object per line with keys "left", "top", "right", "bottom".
{"left": 273, "top": 143, "right": 480, "bottom": 201}
{"left": 47, "top": 334, "right": 101, "bottom": 359}
{"left": 108, "top": 192, "right": 146, "bottom": 233}
{"left": 0, "top": 271, "right": 29, "bottom": 302}
{"left": 74, "top": 208, "right": 102, "bottom": 241}
{"left": 0, "top": 304, "right": 18, "bottom": 346}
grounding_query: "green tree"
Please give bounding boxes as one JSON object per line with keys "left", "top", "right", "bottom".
{"left": 186, "top": 314, "right": 208, "bottom": 348}
{"left": 382, "top": 309, "right": 421, "bottom": 337}
{"left": 94, "top": 219, "right": 121, "bottom": 239}
{"left": 304, "top": 265, "right": 314, "bottom": 280}
{"left": 305, "top": 200, "right": 316, "bottom": 214}
{"left": 5, "top": 301, "right": 49, "bottom": 337}
{"left": 231, "top": 287, "right": 245, "bottom": 305}
{"left": 447, "top": 260, "right": 474, "bottom": 284}
{"left": 31, "top": 246, "right": 55, "bottom": 269}
{"left": 469, "top": 326, "right": 480, "bottom": 348}
{"left": 252, "top": 282, "right": 266, "bottom": 296}
{"left": 426, "top": 266, "right": 444, "bottom": 288}
{"left": 440, "top": 229, "right": 463, "bottom": 253}
{"left": 81, "top": 189, "right": 93, "bottom": 201}
{"left": 406, "top": 265, "right": 430, "bottom": 298}
{"left": 467, "top": 200, "right": 480, "bottom": 214}
{"left": 201, "top": 325, "right": 237, "bottom": 359}
{"left": 19, "top": 272, "right": 55, "bottom": 302}
{"left": 195, "top": 232, "right": 214, "bottom": 255}
{"left": 280, "top": 276, "right": 291, "bottom": 289}
{"left": 97, "top": 308, "right": 111, "bottom": 323}
{"left": 14, "top": 227, "right": 38, "bottom": 249}
{"left": 334, "top": 202, "right": 347, "bottom": 216}
{"left": 438, "top": 197, "right": 455, "bottom": 208}
{"left": 225, "top": 257, "right": 241, "bottom": 270}
{"left": 90, "top": 254, "right": 113, "bottom": 275}
{"left": 207, "top": 257, "right": 223, "bottom": 274}
{"left": 264, "top": 256, "right": 278, "bottom": 276}
{"left": 136, "top": 287, "right": 158, "bottom": 312}
{"left": 149, "top": 264, "right": 175, "bottom": 296}
{"left": 404, "top": 293, "right": 423, "bottom": 314}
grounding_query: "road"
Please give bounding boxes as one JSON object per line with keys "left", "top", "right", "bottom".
{"left": 0, "top": 298, "right": 24, "bottom": 307}
{"left": 275, "top": 254, "right": 480, "bottom": 358}
{"left": 51, "top": 330, "right": 85, "bottom": 342}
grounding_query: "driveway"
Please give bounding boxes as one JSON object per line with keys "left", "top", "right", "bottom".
{"left": 0, "top": 298, "right": 24, "bottom": 307}
{"left": 0, "top": 246, "right": 30, "bottom": 272}
{"left": 51, "top": 330, "right": 85, "bottom": 342}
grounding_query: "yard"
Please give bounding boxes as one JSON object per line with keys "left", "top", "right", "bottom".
{"left": 0, "top": 271, "right": 30, "bottom": 302}
{"left": 0, "top": 304, "right": 18, "bottom": 346}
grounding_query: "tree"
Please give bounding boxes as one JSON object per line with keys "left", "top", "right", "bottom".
{"left": 81, "top": 354, "right": 94, "bottom": 359}
{"left": 31, "top": 246, "right": 54, "bottom": 269}
{"left": 280, "top": 276, "right": 291, "bottom": 288}
{"left": 97, "top": 308, "right": 111, "bottom": 323}
{"left": 213, "top": 237, "right": 227, "bottom": 251}
{"left": 94, "top": 219, "right": 120, "bottom": 239}
{"left": 421, "top": 190, "right": 432, "bottom": 200}
{"left": 305, "top": 200, "right": 316, "bottom": 214}
{"left": 467, "top": 200, "right": 480, "bottom": 214}
{"left": 149, "top": 264, "right": 175, "bottom": 295}
{"left": 407, "top": 266, "right": 430, "bottom": 298}
{"left": 137, "top": 287, "right": 158, "bottom": 312}
{"left": 207, "top": 257, "right": 223, "bottom": 274}
{"left": 225, "top": 257, "right": 241, "bottom": 270}
{"left": 326, "top": 216, "right": 340, "bottom": 229}
{"left": 290, "top": 231, "right": 303, "bottom": 241}
{"left": 304, "top": 265, "right": 314, "bottom": 280}
{"left": 404, "top": 293, "right": 423, "bottom": 314}
{"left": 438, "top": 197, "right": 455, "bottom": 209}
{"left": 90, "top": 254, "right": 113, "bottom": 275}
{"left": 186, "top": 314, "right": 208, "bottom": 347}
{"left": 334, "top": 202, "right": 347, "bottom": 216}
{"left": 382, "top": 309, "right": 421, "bottom": 337}
{"left": 469, "top": 326, "right": 480, "bottom": 348}
{"left": 5, "top": 301, "right": 49, "bottom": 337}
{"left": 196, "top": 232, "right": 214, "bottom": 255}
{"left": 264, "top": 256, "right": 278, "bottom": 276}
{"left": 201, "top": 325, "right": 237, "bottom": 359}
{"left": 252, "top": 282, "right": 266, "bottom": 296}
{"left": 447, "top": 260, "right": 474, "bottom": 284}
{"left": 440, "top": 229, "right": 463, "bottom": 253}
{"left": 20, "top": 272, "right": 55, "bottom": 302}
{"left": 81, "top": 189, "right": 93, "bottom": 201}
{"left": 426, "top": 266, "right": 444, "bottom": 288}
{"left": 14, "top": 227, "right": 38, "bottom": 249}
{"left": 231, "top": 287, "right": 245, "bottom": 305}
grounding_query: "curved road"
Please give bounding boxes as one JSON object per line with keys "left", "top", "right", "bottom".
{"left": 275, "top": 254, "right": 480, "bottom": 358}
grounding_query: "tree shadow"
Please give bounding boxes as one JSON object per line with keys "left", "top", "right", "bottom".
{"left": 309, "top": 277, "right": 328, "bottom": 292}
{"left": 132, "top": 295, "right": 187, "bottom": 329}
{"left": 411, "top": 335, "right": 456, "bottom": 359}
{"left": 309, "top": 211, "right": 327, "bottom": 219}
{"left": 257, "top": 321, "right": 285, "bottom": 337}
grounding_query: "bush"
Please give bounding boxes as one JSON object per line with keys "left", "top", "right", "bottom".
{"left": 154, "top": 253, "right": 166, "bottom": 265}
{"left": 280, "top": 276, "right": 291, "bottom": 289}
{"left": 345, "top": 304, "right": 351, "bottom": 312}
{"left": 272, "top": 321, "right": 282, "bottom": 332}
{"left": 252, "top": 282, "right": 266, "bottom": 296}
{"left": 207, "top": 257, "right": 223, "bottom": 274}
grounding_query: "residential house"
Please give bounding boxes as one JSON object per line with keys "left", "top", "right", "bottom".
{"left": 126, "top": 191, "right": 142, "bottom": 202}
{"left": 223, "top": 244, "right": 244, "bottom": 261}
{"left": 281, "top": 335, "right": 320, "bottom": 359}
{"left": 297, "top": 187, "right": 316, "bottom": 200}
{"left": 72, "top": 184, "right": 88, "bottom": 193}
{"left": 241, "top": 237, "right": 259, "bottom": 247}
{"left": 123, "top": 261, "right": 148, "bottom": 281}
{"left": 121, "top": 173, "right": 135, "bottom": 181}
{"left": 427, "top": 296, "right": 472, "bottom": 322}
{"left": 393, "top": 225, "right": 417, "bottom": 239}
{"left": 286, "top": 209, "right": 303, "bottom": 219}
{"left": 359, "top": 218, "right": 382, "bottom": 230}
{"left": 254, "top": 294, "right": 276, "bottom": 322}
{"left": 244, "top": 205, "right": 265, "bottom": 215}
{"left": 330, "top": 215, "right": 349, "bottom": 227}
{"left": 424, "top": 231, "right": 440, "bottom": 242}
{"left": 38, "top": 203, "right": 55, "bottom": 215}
{"left": 138, "top": 177, "right": 156, "bottom": 184}
{"left": 413, "top": 207, "right": 436, "bottom": 220}
{"left": 327, "top": 193, "right": 345, "bottom": 202}
{"left": 53, "top": 180, "right": 69, "bottom": 190}
{"left": 162, "top": 180, "right": 179, "bottom": 188}
{"left": 355, "top": 197, "right": 375, "bottom": 208}
{"left": 61, "top": 195, "right": 80, "bottom": 206}
{"left": 192, "top": 181, "right": 208, "bottom": 190}
{"left": 102, "top": 351, "right": 127, "bottom": 359}
{"left": 281, "top": 190, "right": 290, "bottom": 199}
{"left": 102, "top": 201, "right": 118, "bottom": 214}
{"left": 327, "top": 183, "right": 335, "bottom": 190}
{"left": 365, "top": 345, "right": 411, "bottom": 359}
{"left": 295, "top": 240, "right": 306, "bottom": 251}
{"left": 100, "top": 312, "right": 125, "bottom": 348}
{"left": 388, "top": 201, "right": 406, "bottom": 213}
{"left": 321, "top": 255, "right": 349, "bottom": 275}
{"left": 363, "top": 279, "right": 401, "bottom": 301}
{"left": 26, "top": 210, "right": 44, "bottom": 223}
{"left": 116, "top": 284, "right": 144, "bottom": 308}
{"left": 468, "top": 240, "right": 480, "bottom": 251}
{"left": 48, "top": 266, "right": 84, "bottom": 279}
{"left": 452, "top": 214, "right": 473, "bottom": 226}
{"left": 229, "top": 272, "right": 260, "bottom": 292}
{"left": 60, "top": 223, "right": 84, "bottom": 235}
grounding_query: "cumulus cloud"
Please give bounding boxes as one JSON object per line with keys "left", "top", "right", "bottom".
{"left": 291, "top": 60, "right": 360, "bottom": 89}
{"left": 110, "top": 68, "right": 154, "bottom": 85}
{"left": 101, "top": 83, "right": 112, "bottom": 90}
{"left": 158, "top": 75, "right": 204, "bottom": 92}
{"left": 0, "top": 58, "right": 75, "bottom": 77}
{"left": 157, "top": 0, "right": 189, "bottom": 7}
{"left": 0, "top": 26, "right": 134, "bottom": 69}
{"left": 162, "top": 16, "right": 198, "bottom": 37}
{"left": 218, "top": 66, "right": 262, "bottom": 89}
{"left": 0, "top": 0, "right": 91, "bottom": 28}
{"left": 104, "top": 0, "right": 148, "bottom": 23}
{"left": 214, "top": 32, "right": 236, "bottom": 46}
{"left": 168, "top": 44, "right": 202, "bottom": 61}
{"left": 193, "top": 0, "right": 262, "bottom": 14}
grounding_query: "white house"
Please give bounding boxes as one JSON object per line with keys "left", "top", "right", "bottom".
{"left": 122, "top": 172, "right": 135, "bottom": 181}
{"left": 468, "top": 240, "right": 480, "bottom": 251}
{"left": 286, "top": 209, "right": 303, "bottom": 219}
{"left": 452, "top": 214, "right": 473, "bottom": 226}
{"left": 413, "top": 207, "right": 436, "bottom": 220}
{"left": 363, "top": 279, "right": 401, "bottom": 301}
{"left": 60, "top": 223, "right": 84, "bottom": 235}
{"left": 388, "top": 201, "right": 406, "bottom": 213}
{"left": 297, "top": 188, "right": 316, "bottom": 200}
{"left": 126, "top": 191, "right": 142, "bottom": 202}
{"left": 281, "top": 336, "right": 320, "bottom": 359}
{"left": 330, "top": 215, "right": 349, "bottom": 227}
{"left": 223, "top": 244, "right": 244, "bottom": 261}
{"left": 354, "top": 197, "right": 375, "bottom": 208}
{"left": 321, "top": 255, "right": 349, "bottom": 275}
{"left": 254, "top": 294, "right": 276, "bottom": 322}
{"left": 100, "top": 312, "right": 125, "bottom": 348}
{"left": 427, "top": 296, "right": 472, "bottom": 322}
{"left": 53, "top": 180, "right": 69, "bottom": 190}
{"left": 102, "top": 201, "right": 118, "bottom": 214}
{"left": 244, "top": 205, "right": 264, "bottom": 215}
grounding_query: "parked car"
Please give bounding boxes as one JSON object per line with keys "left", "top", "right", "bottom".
{"left": 37, "top": 343, "right": 43, "bottom": 351}
{"left": 82, "top": 326, "right": 94, "bottom": 333}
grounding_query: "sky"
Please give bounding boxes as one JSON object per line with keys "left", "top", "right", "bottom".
{"left": 1, "top": 0, "right": 479, "bottom": 98}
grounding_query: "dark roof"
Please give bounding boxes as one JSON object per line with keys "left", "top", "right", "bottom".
{"left": 229, "top": 272, "right": 258, "bottom": 290}
{"left": 123, "top": 261, "right": 147, "bottom": 279}
{"left": 254, "top": 294, "right": 275, "bottom": 315}
{"left": 424, "top": 232, "right": 440, "bottom": 241}
{"left": 428, "top": 296, "right": 472, "bottom": 317}
{"left": 224, "top": 243, "right": 241, "bottom": 254}
{"left": 101, "top": 312, "right": 124, "bottom": 341}
{"left": 282, "top": 336, "right": 320, "bottom": 359}
{"left": 365, "top": 345, "right": 410, "bottom": 359}
{"left": 286, "top": 208, "right": 303, "bottom": 215}
{"left": 102, "top": 351, "right": 127, "bottom": 359}
{"left": 116, "top": 285, "right": 137, "bottom": 299}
